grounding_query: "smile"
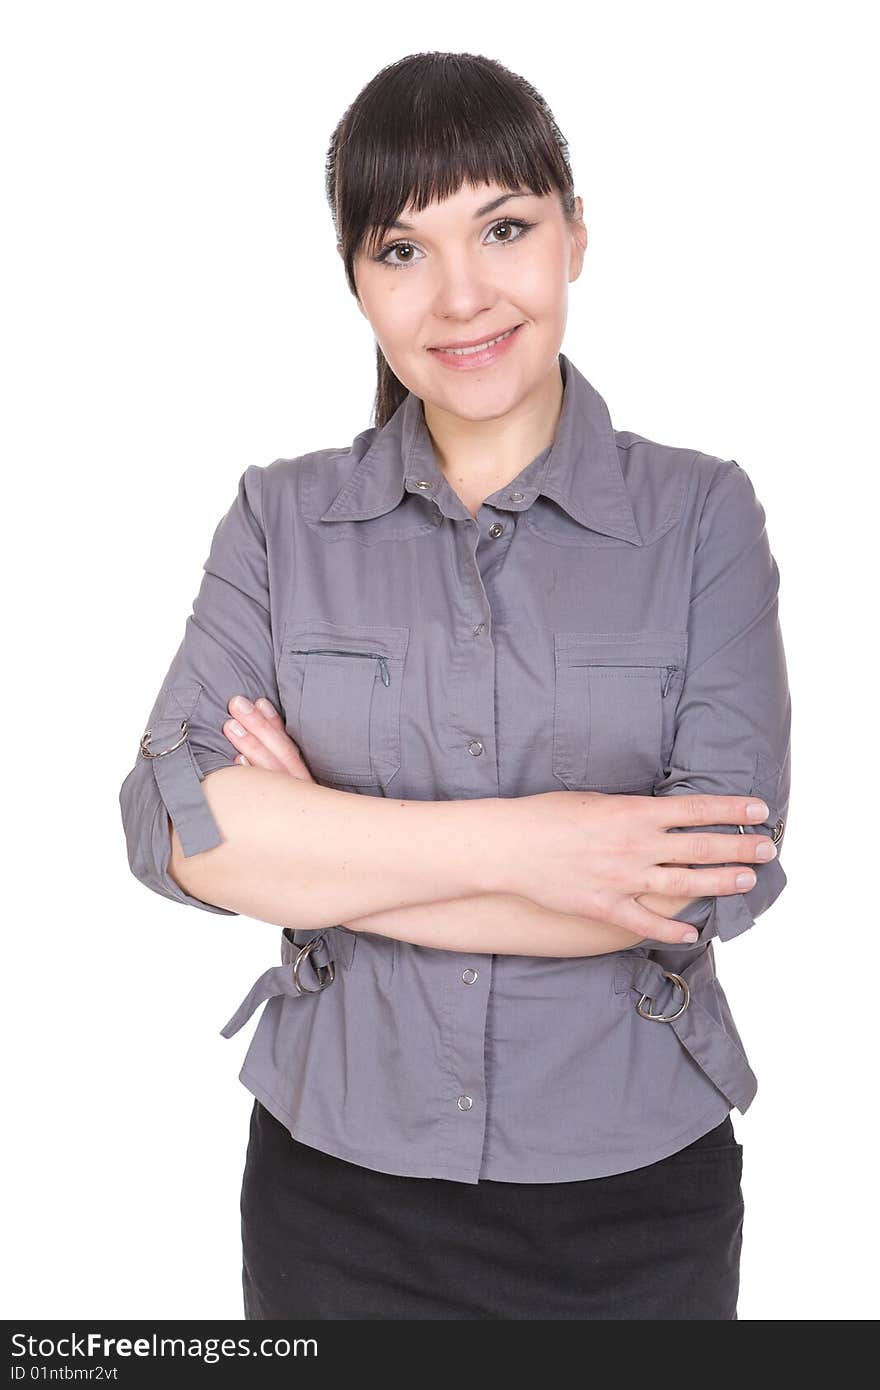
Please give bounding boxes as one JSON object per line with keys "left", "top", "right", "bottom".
{"left": 433, "top": 326, "right": 519, "bottom": 355}
{"left": 428, "top": 323, "right": 525, "bottom": 371}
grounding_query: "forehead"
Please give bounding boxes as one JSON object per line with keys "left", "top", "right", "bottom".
{"left": 400, "top": 182, "right": 536, "bottom": 216}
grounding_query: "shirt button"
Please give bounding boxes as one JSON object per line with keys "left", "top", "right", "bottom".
{"left": 509, "top": 491, "right": 525, "bottom": 502}
{"left": 462, "top": 968, "right": 478, "bottom": 984}
{"left": 472, "top": 622, "right": 486, "bottom": 636}
{"left": 413, "top": 479, "right": 433, "bottom": 490}
{"left": 457, "top": 1095, "right": 474, "bottom": 1111}
{"left": 467, "top": 740, "right": 484, "bottom": 756}
{"left": 487, "top": 522, "right": 504, "bottom": 538}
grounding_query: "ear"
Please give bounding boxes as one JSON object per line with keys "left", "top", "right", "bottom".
{"left": 568, "top": 195, "right": 588, "bottom": 283}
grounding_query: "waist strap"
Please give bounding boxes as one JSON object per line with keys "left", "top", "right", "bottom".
{"left": 219, "top": 925, "right": 356, "bottom": 1039}
{"left": 614, "top": 947, "right": 758, "bottom": 1114}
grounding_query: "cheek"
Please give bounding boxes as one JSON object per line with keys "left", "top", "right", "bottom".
{"left": 367, "top": 295, "right": 428, "bottom": 362}
{"left": 513, "top": 247, "right": 570, "bottom": 309}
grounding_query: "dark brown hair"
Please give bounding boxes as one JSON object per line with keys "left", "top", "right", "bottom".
{"left": 325, "top": 51, "right": 578, "bottom": 428}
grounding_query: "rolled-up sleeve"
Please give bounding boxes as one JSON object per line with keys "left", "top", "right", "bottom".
{"left": 653, "top": 459, "right": 791, "bottom": 943}
{"left": 119, "top": 464, "right": 280, "bottom": 915}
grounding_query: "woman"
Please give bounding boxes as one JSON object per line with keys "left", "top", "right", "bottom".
{"left": 119, "top": 51, "right": 790, "bottom": 1320}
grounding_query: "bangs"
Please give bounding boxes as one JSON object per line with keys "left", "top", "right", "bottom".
{"left": 329, "top": 52, "right": 573, "bottom": 260}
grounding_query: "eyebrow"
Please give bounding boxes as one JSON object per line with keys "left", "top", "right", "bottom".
{"left": 388, "top": 191, "right": 531, "bottom": 232}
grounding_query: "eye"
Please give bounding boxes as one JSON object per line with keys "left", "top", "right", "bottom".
{"left": 376, "top": 241, "right": 422, "bottom": 270}
{"left": 374, "top": 218, "right": 536, "bottom": 271}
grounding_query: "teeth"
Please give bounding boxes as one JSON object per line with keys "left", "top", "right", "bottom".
{"left": 436, "top": 326, "right": 517, "bottom": 356}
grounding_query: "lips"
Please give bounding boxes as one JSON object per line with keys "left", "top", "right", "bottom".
{"left": 427, "top": 321, "right": 525, "bottom": 371}
{"left": 430, "top": 324, "right": 521, "bottom": 352}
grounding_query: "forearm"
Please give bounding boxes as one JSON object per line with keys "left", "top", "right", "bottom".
{"left": 167, "top": 766, "right": 508, "bottom": 929}
{"left": 170, "top": 768, "right": 703, "bottom": 948}
{"left": 339, "top": 891, "right": 703, "bottom": 957}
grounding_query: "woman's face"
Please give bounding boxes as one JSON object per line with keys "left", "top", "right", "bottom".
{"left": 349, "top": 181, "right": 587, "bottom": 421}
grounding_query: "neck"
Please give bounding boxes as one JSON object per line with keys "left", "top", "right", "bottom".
{"left": 422, "top": 359, "right": 563, "bottom": 509}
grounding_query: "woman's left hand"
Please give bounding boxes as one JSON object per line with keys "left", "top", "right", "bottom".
{"left": 223, "top": 695, "right": 315, "bottom": 782}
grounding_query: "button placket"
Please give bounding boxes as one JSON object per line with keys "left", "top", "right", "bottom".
{"left": 438, "top": 952, "right": 493, "bottom": 1161}
{"left": 453, "top": 506, "right": 500, "bottom": 798}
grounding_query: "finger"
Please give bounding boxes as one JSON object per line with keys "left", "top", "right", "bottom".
{"left": 651, "top": 828, "right": 778, "bottom": 868}
{"left": 613, "top": 895, "right": 704, "bottom": 945}
{"left": 640, "top": 861, "right": 760, "bottom": 900}
{"left": 226, "top": 695, "right": 314, "bottom": 779}
{"left": 222, "top": 715, "right": 289, "bottom": 773}
{"left": 651, "top": 792, "right": 771, "bottom": 830}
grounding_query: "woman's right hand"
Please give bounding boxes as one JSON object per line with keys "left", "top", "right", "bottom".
{"left": 223, "top": 695, "right": 315, "bottom": 782}
{"left": 505, "top": 789, "right": 778, "bottom": 945}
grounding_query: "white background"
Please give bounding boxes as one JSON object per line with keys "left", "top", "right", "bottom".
{"left": 3, "top": 0, "right": 876, "bottom": 1321}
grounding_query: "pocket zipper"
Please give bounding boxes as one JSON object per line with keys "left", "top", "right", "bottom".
{"left": 593, "top": 663, "right": 680, "bottom": 697}
{"left": 288, "top": 647, "right": 392, "bottom": 687}
{"left": 661, "top": 665, "right": 679, "bottom": 698}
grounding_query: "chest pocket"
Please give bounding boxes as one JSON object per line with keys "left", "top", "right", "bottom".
{"left": 278, "top": 619, "right": 410, "bottom": 790}
{"left": 552, "top": 630, "right": 688, "bottom": 792}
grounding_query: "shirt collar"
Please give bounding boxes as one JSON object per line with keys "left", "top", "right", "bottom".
{"left": 319, "top": 351, "right": 643, "bottom": 545}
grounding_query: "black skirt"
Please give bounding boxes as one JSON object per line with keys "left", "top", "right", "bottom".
{"left": 240, "top": 1098, "right": 744, "bottom": 1320}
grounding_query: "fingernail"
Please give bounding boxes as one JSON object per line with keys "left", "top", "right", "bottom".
{"left": 747, "top": 802, "right": 768, "bottom": 819}
{"left": 736, "top": 871, "right": 756, "bottom": 888}
{"left": 231, "top": 696, "right": 253, "bottom": 714}
{"left": 681, "top": 930, "right": 699, "bottom": 943}
{"left": 256, "top": 698, "right": 278, "bottom": 719}
{"left": 236, "top": 755, "right": 249, "bottom": 766}
{"left": 228, "top": 719, "right": 246, "bottom": 736}
{"left": 755, "top": 842, "right": 777, "bottom": 860}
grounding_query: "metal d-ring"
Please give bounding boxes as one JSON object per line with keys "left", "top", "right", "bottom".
{"left": 737, "top": 817, "right": 784, "bottom": 843}
{"left": 293, "top": 935, "right": 336, "bottom": 994}
{"left": 636, "top": 969, "right": 690, "bottom": 1023}
{"left": 140, "top": 720, "right": 190, "bottom": 758}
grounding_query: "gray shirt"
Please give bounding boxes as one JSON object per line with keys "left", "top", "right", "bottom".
{"left": 119, "top": 352, "right": 791, "bottom": 1184}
